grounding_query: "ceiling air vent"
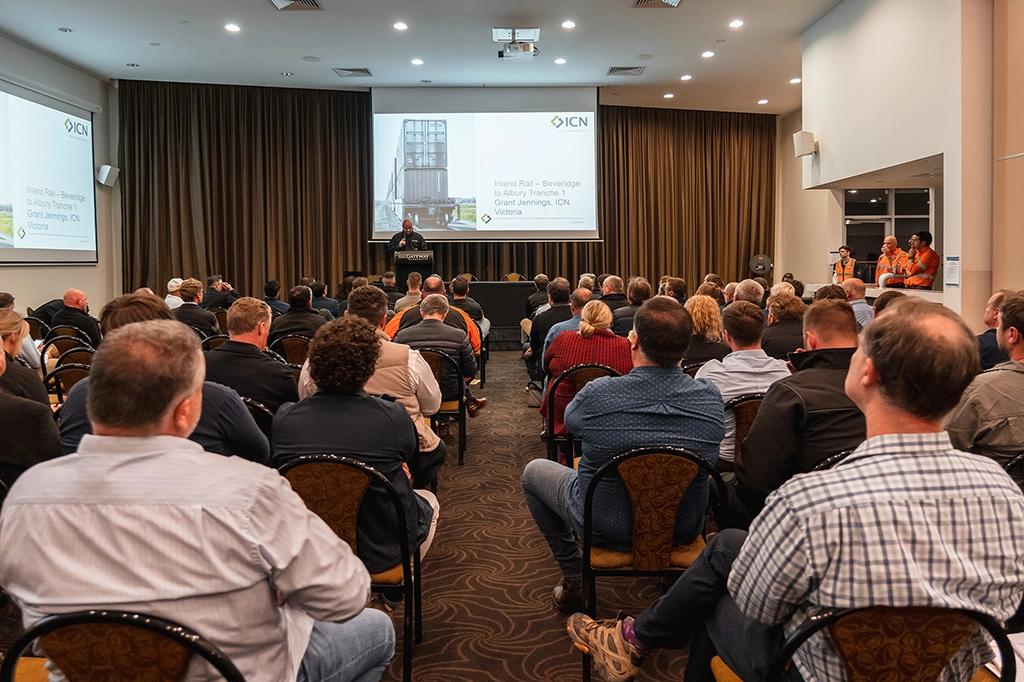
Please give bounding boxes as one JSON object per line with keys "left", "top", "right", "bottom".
{"left": 333, "top": 67, "right": 373, "bottom": 78}
{"left": 269, "top": 0, "right": 323, "bottom": 10}
{"left": 607, "top": 66, "right": 646, "bottom": 76}
{"left": 633, "top": 0, "right": 682, "bottom": 7}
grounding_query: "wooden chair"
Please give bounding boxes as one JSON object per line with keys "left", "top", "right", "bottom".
{"left": 0, "top": 609, "right": 245, "bottom": 682}
{"left": 39, "top": 335, "right": 91, "bottom": 364}
{"left": 208, "top": 307, "right": 229, "bottom": 334}
{"left": 55, "top": 347, "right": 95, "bottom": 368}
{"left": 242, "top": 397, "right": 274, "bottom": 440}
{"left": 44, "top": 364, "right": 90, "bottom": 405}
{"left": 811, "top": 449, "right": 854, "bottom": 472}
{"left": 1003, "top": 452, "right": 1024, "bottom": 474}
{"left": 45, "top": 325, "right": 92, "bottom": 346}
{"left": 24, "top": 317, "right": 49, "bottom": 342}
{"left": 721, "top": 393, "right": 765, "bottom": 472}
{"left": 682, "top": 361, "right": 706, "bottom": 377}
{"left": 186, "top": 324, "right": 210, "bottom": 340}
{"left": 202, "top": 334, "right": 231, "bottom": 351}
{"left": 544, "top": 364, "right": 621, "bottom": 463}
{"left": 286, "top": 363, "right": 303, "bottom": 383}
{"left": 580, "top": 446, "right": 725, "bottom": 680}
{"left": 280, "top": 455, "right": 420, "bottom": 682}
{"left": 269, "top": 335, "right": 312, "bottom": 365}
{"left": 262, "top": 348, "right": 286, "bottom": 363}
{"left": 502, "top": 273, "right": 525, "bottom": 282}
{"left": 419, "top": 350, "right": 468, "bottom": 465}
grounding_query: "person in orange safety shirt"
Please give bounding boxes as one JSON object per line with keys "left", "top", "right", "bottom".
{"left": 875, "top": 236, "right": 908, "bottom": 287}
{"left": 903, "top": 231, "right": 940, "bottom": 290}
{"left": 832, "top": 245, "right": 857, "bottom": 283}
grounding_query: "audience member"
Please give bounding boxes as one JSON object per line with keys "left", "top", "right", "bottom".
{"left": 977, "top": 289, "right": 1011, "bottom": 370}
{"left": 311, "top": 281, "right": 342, "bottom": 318}
{"left": 872, "top": 289, "right": 905, "bottom": 315}
{"left": 876, "top": 235, "right": 908, "bottom": 286}
{"left": 268, "top": 285, "right": 329, "bottom": 344}
{"left": 172, "top": 278, "right": 221, "bottom": 337}
{"left": 611, "top": 277, "right": 652, "bottom": 337}
{"left": 696, "top": 301, "right": 791, "bottom": 469}
{"left": 903, "top": 230, "right": 940, "bottom": 289}
{"left": 525, "top": 274, "right": 551, "bottom": 318}
{"left": 522, "top": 297, "right": 724, "bottom": 612}
{"left": 61, "top": 293, "right": 269, "bottom": 464}
{"left": 449, "top": 276, "right": 484, "bottom": 322}
{"left": 840, "top": 277, "right": 874, "bottom": 328}
{"left": 723, "top": 282, "right": 738, "bottom": 304}
{"left": 543, "top": 288, "right": 596, "bottom": 360}
{"left": 375, "top": 271, "right": 405, "bottom": 309}
{"left": 769, "top": 282, "right": 795, "bottom": 297}
{"left": 28, "top": 297, "right": 64, "bottom": 327}
{"left": 273, "top": 317, "right": 440, "bottom": 573}
{"left": 527, "top": 278, "right": 573, "bottom": 380}
{"left": 51, "top": 288, "right": 102, "bottom": 347}
{"left": 947, "top": 292, "right": 1024, "bottom": 487}
{"left": 164, "top": 278, "right": 184, "bottom": 310}
{"left": 541, "top": 300, "right": 633, "bottom": 448}
{"left": 732, "top": 279, "right": 764, "bottom": 307}
{"left": 0, "top": 347, "right": 61, "bottom": 486}
{"left": 204, "top": 297, "right": 299, "bottom": 412}
{"left": 337, "top": 278, "right": 368, "bottom": 316}
{"left": 579, "top": 274, "right": 597, "bottom": 293}
{"left": 761, "top": 293, "right": 807, "bottom": 359}
{"left": 682, "top": 295, "right": 731, "bottom": 363}
{"left": 0, "top": 294, "right": 41, "bottom": 369}
{"left": 597, "top": 276, "right": 629, "bottom": 312}
{"left": 393, "top": 294, "right": 485, "bottom": 416}
{"left": 0, "top": 318, "right": 394, "bottom": 681}
{"left": 263, "top": 279, "right": 290, "bottom": 315}
{"left": 753, "top": 277, "right": 771, "bottom": 308}
{"left": 567, "top": 299, "right": 1024, "bottom": 682}
{"left": 703, "top": 274, "right": 727, "bottom": 306}
{"left": 394, "top": 272, "right": 423, "bottom": 312}
{"left": 386, "top": 276, "right": 481, "bottom": 353}
{"left": 0, "top": 309, "right": 48, "bottom": 405}
{"left": 200, "top": 274, "right": 241, "bottom": 309}
{"left": 813, "top": 283, "right": 847, "bottom": 301}
{"left": 664, "top": 277, "right": 687, "bottom": 304}
{"left": 790, "top": 279, "right": 806, "bottom": 299}
{"left": 736, "top": 300, "right": 865, "bottom": 516}
{"left": 299, "top": 285, "right": 447, "bottom": 490}
{"left": 657, "top": 275, "right": 671, "bottom": 296}
{"left": 781, "top": 272, "right": 794, "bottom": 283}
{"left": 694, "top": 282, "right": 719, "bottom": 299}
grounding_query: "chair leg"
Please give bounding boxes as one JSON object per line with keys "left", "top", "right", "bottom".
{"left": 403, "top": 575, "right": 414, "bottom": 682}
{"left": 547, "top": 439, "right": 557, "bottom": 462}
{"left": 458, "top": 409, "right": 466, "bottom": 465}
{"left": 413, "top": 551, "right": 423, "bottom": 643}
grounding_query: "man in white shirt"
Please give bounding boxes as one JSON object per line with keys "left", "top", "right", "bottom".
{"left": 164, "top": 277, "right": 184, "bottom": 309}
{"left": 696, "top": 301, "right": 791, "bottom": 468}
{"left": 0, "top": 319, "right": 394, "bottom": 682}
{"left": 840, "top": 277, "right": 874, "bottom": 329}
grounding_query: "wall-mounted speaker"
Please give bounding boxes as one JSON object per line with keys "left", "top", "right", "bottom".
{"left": 96, "top": 164, "right": 120, "bottom": 187}
{"left": 792, "top": 130, "right": 818, "bottom": 158}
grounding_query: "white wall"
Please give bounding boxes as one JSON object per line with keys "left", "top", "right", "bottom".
{"left": 0, "top": 32, "right": 119, "bottom": 313}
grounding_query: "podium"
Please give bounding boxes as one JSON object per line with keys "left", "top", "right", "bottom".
{"left": 395, "top": 250, "right": 434, "bottom": 290}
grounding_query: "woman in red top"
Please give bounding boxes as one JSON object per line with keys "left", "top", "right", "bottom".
{"left": 541, "top": 300, "right": 633, "bottom": 439}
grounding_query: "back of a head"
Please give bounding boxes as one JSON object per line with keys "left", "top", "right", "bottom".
{"left": 347, "top": 285, "right": 388, "bottom": 324}
{"left": 451, "top": 276, "right": 470, "bottom": 297}
{"left": 665, "top": 277, "right": 687, "bottom": 299}
{"left": 351, "top": 277, "right": 368, "bottom": 290}
{"left": 299, "top": 276, "right": 315, "bottom": 288}
{"left": 705, "top": 274, "right": 725, "bottom": 288}
{"left": 1000, "top": 294, "right": 1024, "bottom": 338}
{"left": 915, "top": 231, "right": 934, "bottom": 246}
{"left": 695, "top": 282, "right": 719, "bottom": 298}
{"left": 0, "top": 292, "right": 13, "bottom": 309}
{"left": 633, "top": 297, "right": 692, "bottom": 367}
{"left": 87, "top": 320, "right": 203, "bottom": 431}
{"left": 207, "top": 275, "right": 223, "bottom": 288}
{"left": 803, "top": 300, "right": 858, "bottom": 346}
{"left": 840, "top": 278, "right": 867, "bottom": 300}
{"left": 578, "top": 274, "right": 596, "bottom": 291}
{"left": 861, "top": 298, "right": 979, "bottom": 419}
{"left": 872, "top": 290, "right": 905, "bottom": 315}
{"left": 771, "top": 282, "right": 796, "bottom": 297}
{"left": 310, "top": 281, "right": 327, "bottom": 298}
{"left": 626, "top": 277, "right": 653, "bottom": 306}
{"left": 733, "top": 279, "right": 765, "bottom": 305}
{"left": 421, "top": 293, "right": 449, "bottom": 317}
{"left": 548, "top": 277, "right": 571, "bottom": 304}
{"left": 603, "top": 275, "right": 624, "bottom": 294}
{"left": 578, "top": 300, "right": 612, "bottom": 338}
{"left": 753, "top": 277, "right": 770, "bottom": 290}
{"left": 768, "top": 293, "right": 806, "bottom": 323}
{"left": 423, "top": 275, "right": 446, "bottom": 296}
{"left": 534, "top": 274, "right": 549, "bottom": 291}
{"left": 723, "top": 301, "right": 766, "bottom": 346}
{"left": 100, "top": 293, "right": 173, "bottom": 334}
{"left": 308, "top": 318, "right": 381, "bottom": 393}
{"left": 814, "top": 284, "right": 847, "bottom": 302}
{"left": 407, "top": 272, "right": 423, "bottom": 290}
{"left": 570, "top": 287, "right": 594, "bottom": 312}
{"left": 724, "top": 282, "right": 738, "bottom": 298}
{"left": 684, "top": 295, "right": 723, "bottom": 342}
{"left": 790, "top": 280, "right": 806, "bottom": 298}
{"left": 288, "top": 285, "right": 312, "bottom": 309}
{"left": 178, "top": 278, "right": 203, "bottom": 303}
{"left": 382, "top": 271, "right": 396, "bottom": 284}
{"left": 226, "top": 297, "right": 271, "bottom": 336}
{"left": 595, "top": 274, "right": 610, "bottom": 290}
{"left": 264, "top": 280, "right": 281, "bottom": 298}
{"left": 0, "top": 308, "right": 28, "bottom": 343}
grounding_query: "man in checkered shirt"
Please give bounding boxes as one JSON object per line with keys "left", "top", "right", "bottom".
{"left": 568, "top": 298, "right": 1024, "bottom": 681}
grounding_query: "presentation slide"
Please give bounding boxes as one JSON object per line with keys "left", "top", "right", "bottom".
{"left": 372, "top": 88, "right": 599, "bottom": 243}
{"left": 0, "top": 88, "right": 97, "bottom": 263}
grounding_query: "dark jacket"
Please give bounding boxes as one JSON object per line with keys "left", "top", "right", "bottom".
{"left": 530, "top": 304, "right": 573, "bottom": 358}
{"left": 50, "top": 306, "right": 102, "bottom": 348}
{"left": 597, "top": 293, "right": 630, "bottom": 313}
{"left": 683, "top": 335, "right": 731, "bottom": 364}
{"left": 268, "top": 307, "right": 328, "bottom": 344}
{"left": 761, "top": 319, "right": 804, "bottom": 359}
{"left": 312, "top": 296, "right": 342, "bottom": 319}
{"left": 386, "top": 230, "right": 427, "bottom": 259}
{"left": 611, "top": 304, "right": 639, "bottom": 337}
{"left": 394, "top": 319, "right": 476, "bottom": 401}
{"left": 173, "top": 303, "right": 221, "bottom": 338}
{"left": 735, "top": 347, "right": 865, "bottom": 515}
{"left": 449, "top": 296, "right": 484, "bottom": 322}
{"left": 204, "top": 340, "right": 299, "bottom": 412}
{"left": 264, "top": 296, "right": 290, "bottom": 315}
{"left": 395, "top": 306, "right": 471, "bottom": 337}
{"left": 0, "top": 389, "right": 62, "bottom": 486}
{"left": 271, "top": 390, "right": 432, "bottom": 573}
{"left": 979, "top": 328, "right": 1009, "bottom": 371}
{"left": 0, "top": 353, "right": 48, "bottom": 405}
{"left": 375, "top": 284, "right": 405, "bottom": 309}
{"left": 200, "top": 287, "right": 241, "bottom": 310}
{"left": 30, "top": 299, "right": 65, "bottom": 327}
{"left": 526, "top": 290, "right": 549, "bottom": 319}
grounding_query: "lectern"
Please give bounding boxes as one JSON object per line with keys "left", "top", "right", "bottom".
{"left": 395, "top": 250, "right": 434, "bottom": 290}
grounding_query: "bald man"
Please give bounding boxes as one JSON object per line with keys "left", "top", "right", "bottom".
{"left": 387, "top": 218, "right": 427, "bottom": 259}
{"left": 840, "top": 278, "right": 874, "bottom": 329}
{"left": 875, "top": 236, "right": 908, "bottom": 287}
{"left": 50, "top": 288, "right": 102, "bottom": 347}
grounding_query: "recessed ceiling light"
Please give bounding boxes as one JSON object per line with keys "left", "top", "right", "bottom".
{"left": 302, "top": 56, "right": 321, "bottom": 62}
{"left": 849, "top": 189, "right": 858, "bottom": 194}
{"left": 149, "top": 42, "right": 161, "bottom": 47}
{"left": 280, "top": 72, "right": 293, "bottom": 76}
{"left": 411, "top": 58, "right": 424, "bottom": 66}
{"left": 58, "top": 27, "right": 73, "bottom": 33}
{"left": 757, "top": 99, "right": 768, "bottom": 104}
{"left": 393, "top": 21, "right": 408, "bottom": 31}
{"left": 789, "top": 77, "right": 802, "bottom": 84}
{"left": 729, "top": 19, "right": 744, "bottom": 29}
{"left": 680, "top": 74, "right": 692, "bottom": 81}
{"left": 561, "top": 20, "right": 576, "bottom": 29}
{"left": 224, "top": 23, "right": 241, "bottom": 32}
{"left": 554, "top": 58, "right": 567, "bottom": 65}
{"left": 663, "top": 93, "right": 674, "bottom": 99}
{"left": 701, "top": 50, "right": 715, "bottom": 58}
{"left": 126, "top": 63, "right": 141, "bottom": 68}
{"left": 870, "top": 198, "right": 878, "bottom": 203}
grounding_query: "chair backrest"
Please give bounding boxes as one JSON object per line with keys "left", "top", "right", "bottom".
{"left": 25, "top": 317, "right": 49, "bottom": 341}
{"left": 46, "top": 325, "right": 91, "bottom": 345}
{"left": 44, "top": 364, "right": 91, "bottom": 404}
{"left": 39, "top": 335, "right": 91, "bottom": 361}
{"left": 418, "top": 349, "right": 464, "bottom": 408}
{"left": 681, "top": 361, "right": 705, "bottom": 377}
{"left": 1004, "top": 452, "right": 1024, "bottom": 473}
{"left": 501, "top": 272, "right": 524, "bottom": 282}
{"left": 262, "top": 348, "right": 286, "bottom": 363}
{"left": 187, "top": 324, "right": 210, "bottom": 340}
{"left": 286, "top": 363, "right": 303, "bottom": 383}
{"left": 583, "top": 447, "right": 725, "bottom": 571}
{"left": 269, "top": 335, "right": 311, "bottom": 365}
{"left": 812, "top": 449, "right": 854, "bottom": 472}
{"left": 242, "top": 397, "right": 274, "bottom": 439}
{"left": 764, "top": 606, "right": 1016, "bottom": 682}
{"left": 0, "top": 609, "right": 246, "bottom": 682}
{"left": 56, "top": 347, "right": 95, "bottom": 368}
{"left": 724, "top": 393, "right": 765, "bottom": 448}
{"left": 202, "top": 334, "right": 231, "bottom": 351}
{"left": 208, "top": 307, "right": 229, "bottom": 333}
{"left": 546, "top": 364, "right": 621, "bottom": 436}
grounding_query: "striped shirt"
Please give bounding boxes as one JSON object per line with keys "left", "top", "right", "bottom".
{"left": 729, "top": 432, "right": 1024, "bottom": 681}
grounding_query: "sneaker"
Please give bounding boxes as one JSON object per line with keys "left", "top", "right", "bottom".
{"left": 366, "top": 592, "right": 394, "bottom": 614}
{"left": 552, "top": 580, "right": 584, "bottom": 613}
{"left": 467, "top": 397, "right": 488, "bottom": 417}
{"left": 566, "top": 614, "right": 643, "bottom": 682}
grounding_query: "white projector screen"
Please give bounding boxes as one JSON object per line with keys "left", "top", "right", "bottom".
{"left": 0, "top": 83, "right": 98, "bottom": 264}
{"left": 372, "top": 87, "right": 599, "bottom": 243}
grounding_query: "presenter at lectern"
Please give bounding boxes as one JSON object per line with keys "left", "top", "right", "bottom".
{"left": 387, "top": 219, "right": 427, "bottom": 259}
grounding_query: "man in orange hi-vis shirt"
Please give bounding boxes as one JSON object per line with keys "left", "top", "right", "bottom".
{"left": 903, "top": 231, "right": 941, "bottom": 289}
{"left": 876, "top": 236, "right": 908, "bottom": 287}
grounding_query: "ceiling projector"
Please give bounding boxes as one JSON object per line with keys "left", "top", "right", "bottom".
{"left": 498, "top": 42, "right": 537, "bottom": 61}
{"left": 493, "top": 27, "right": 540, "bottom": 62}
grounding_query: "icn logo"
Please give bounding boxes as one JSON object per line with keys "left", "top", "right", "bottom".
{"left": 550, "top": 115, "right": 588, "bottom": 129}
{"left": 550, "top": 116, "right": 564, "bottom": 129}
{"left": 64, "top": 118, "right": 73, "bottom": 132}
{"left": 64, "top": 118, "right": 89, "bottom": 136}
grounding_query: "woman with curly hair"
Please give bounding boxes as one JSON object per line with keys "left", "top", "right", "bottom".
{"left": 683, "top": 295, "right": 730, "bottom": 364}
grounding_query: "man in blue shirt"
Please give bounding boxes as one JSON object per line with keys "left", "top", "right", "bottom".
{"left": 522, "top": 297, "right": 724, "bottom": 613}
{"left": 542, "top": 287, "right": 594, "bottom": 361}
{"left": 840, "top": 278, "right": 874, "bottom": 329}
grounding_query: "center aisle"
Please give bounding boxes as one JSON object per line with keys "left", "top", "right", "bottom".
{"left": 385, "top": 351, "right": 687, "bottom": 681}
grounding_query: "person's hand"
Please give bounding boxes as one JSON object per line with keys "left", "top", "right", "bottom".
{"left": 907, "top": 247, "right": 917, "bottom": 260}
{"left": 402, "top": 462, "right": 412, "bottom": 480}
{"left": 399, "top": 238, "right": 406, "bottom": 248}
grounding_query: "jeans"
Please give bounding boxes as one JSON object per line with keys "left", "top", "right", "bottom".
{"left": 633, "top": 529, "right": 786, "bottom": 681}
{"left": 521, "top": 458, "right": 581, "bottom": 581}
{"left": 297, "top": 609, "right": 396, "bottom": 682}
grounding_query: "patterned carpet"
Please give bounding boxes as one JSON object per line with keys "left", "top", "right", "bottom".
{"left": 383, "top": 351, "right": 687, "bottom": 681}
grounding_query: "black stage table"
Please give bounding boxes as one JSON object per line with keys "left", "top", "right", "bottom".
{"left": 465, "top": 281, "right": 536, "bottom": 349}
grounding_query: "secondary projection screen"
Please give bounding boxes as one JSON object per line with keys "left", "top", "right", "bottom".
{"left": 0, "top": 83, "right": 97, "bottom": 263}
{"left": 372, "top": 87, "right": 598, "bottom": 242}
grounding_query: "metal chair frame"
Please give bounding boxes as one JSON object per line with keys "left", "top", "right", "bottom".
{"left": 682, "top": 361, "right": 706, "bottom": 377}
{"left": 187, "top": 324, "right": 211, "bottom": 340}
{"left": 24, "top": 317, "right": 49, "bottom": 342}
{"left": 262, "top": 348, "right": 286, "bottom": 363}
{"left": 811, "top": 449, "right": 855, "bottom": 472}
{"left": 208, "top": 307, "right": 229, "bottom": 335}
{"left": 202, "top": 334, "right": 231, "bottom": 351}
{"left": 55, "top": 346, "right": 95, "bottom": 368}
{"left": 241, "top": 397, "right": 274, "bottom": 440}
{"left": 44, "top": 364, "right": 91, "bottom": 404}
{"left": 419, "top": 349, "right": 467, "bottom": 465}
{"left": 279, "top": 455, "right": 420, "bottom": 682}
{"left": 269, "top": 335, "right": 312, "bottom": 365}
{"left": 39, "top": 336, "right": 92, "bottom": 364}
{"left": 545, "top": 364, "right": 621, "bottom": 463}
{"left": 1003, "top": 452, "right": 1024, "bottom": 473}
{"left": 724, "top": 392, "right": 766, "bottom": 454}
{"left": 0, "top": 609, "right": 246, "bottom": 682}
{"left": 45, "top": 325, "right": 93, "bottom": 345}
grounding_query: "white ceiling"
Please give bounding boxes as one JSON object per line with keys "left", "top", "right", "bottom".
{"left": 0, "top": 0, "right": 841, "bottom": 115}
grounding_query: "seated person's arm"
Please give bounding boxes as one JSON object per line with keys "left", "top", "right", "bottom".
{"left": 460, "top": 340, "right": 478, "bottom": 380}
{"left": 411, "top": 351, "right": 442, "bottom": 415}
{"left": 218, "top": 389, "right": 271, "bottom": 465}
{"left": 944, "top": 393, "right": 981, "bottom": 452}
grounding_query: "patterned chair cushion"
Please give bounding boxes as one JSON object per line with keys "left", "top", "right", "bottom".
{"left": 710, "top": 655, "right": 743, "bottom": 682}
{"left": 40, "top": 624, "right": 191, "bottom": 680}
{"left": 589, "top": 536, "right": 706, "bottom": 569}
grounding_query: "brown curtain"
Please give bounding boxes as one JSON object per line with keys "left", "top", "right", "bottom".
{"left": 120, "top": 82, "right": 775, "bottom": 292}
